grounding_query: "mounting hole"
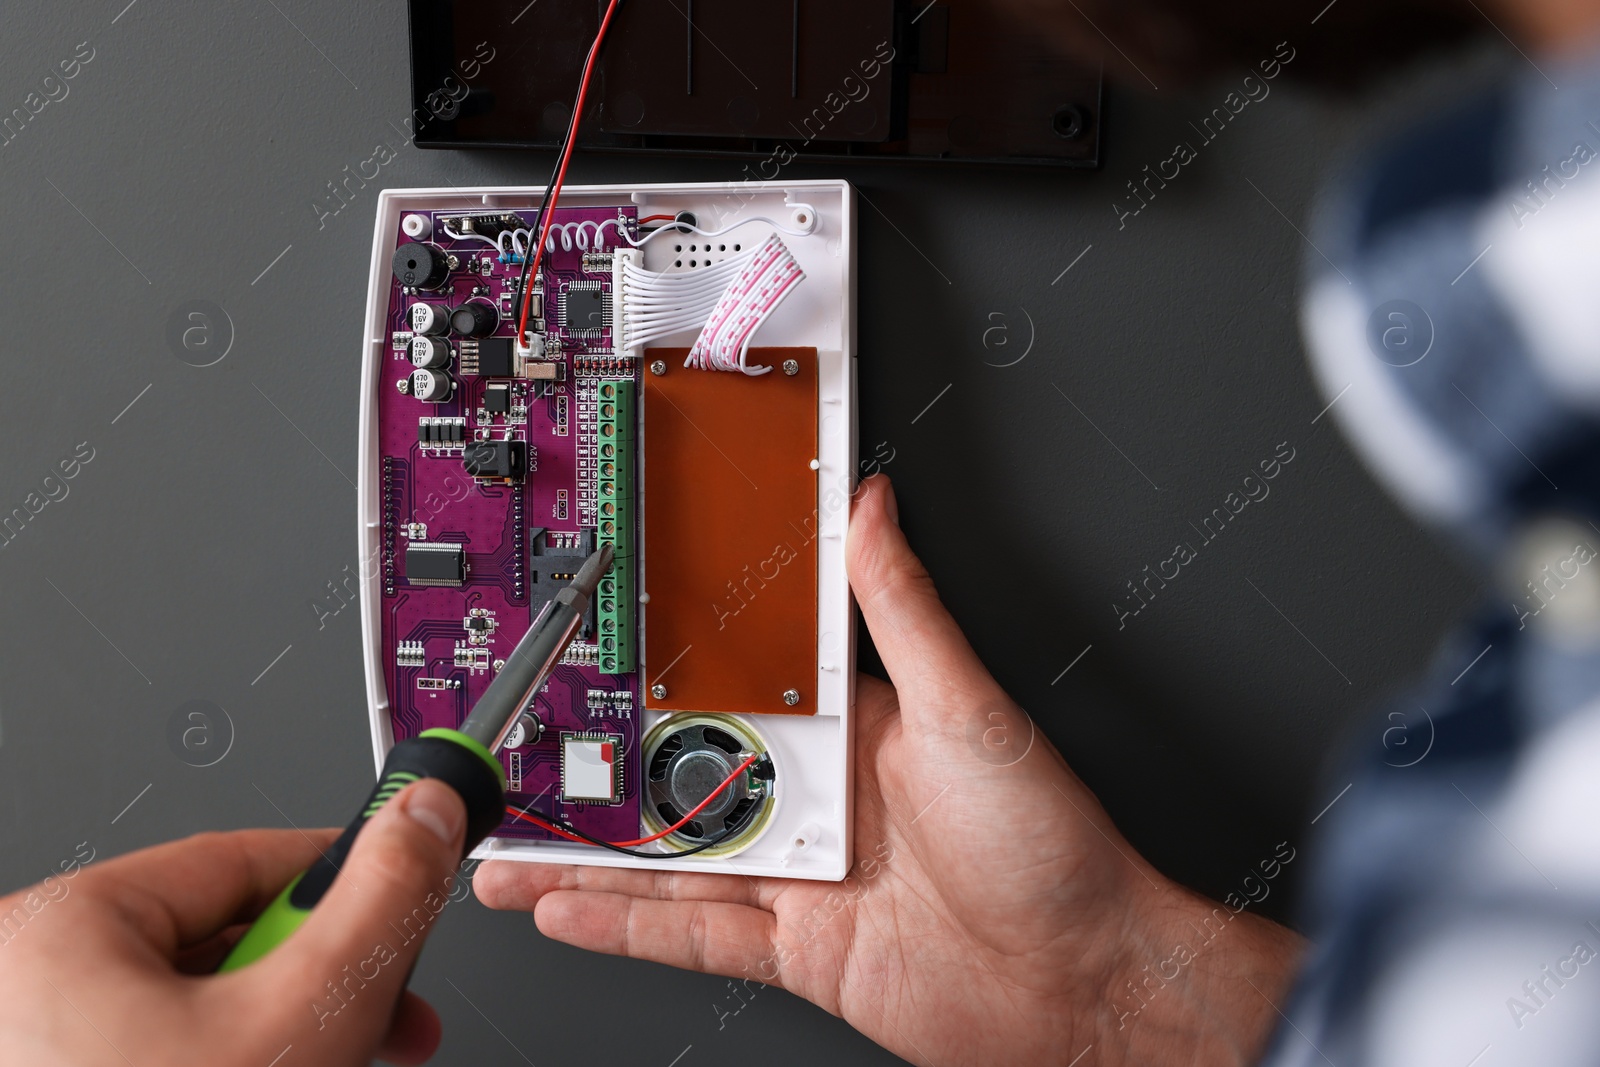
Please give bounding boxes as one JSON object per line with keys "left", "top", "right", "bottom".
{"left": 734, "top": 244, "right": 741, "bottom": 252}
{"left": 1052, "top": 104, "right": 1088, "bottom": 141}
{"left": 674, "top": 260, "right": 682, "bottom": 268}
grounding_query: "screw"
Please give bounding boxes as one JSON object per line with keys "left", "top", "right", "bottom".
{"left": 651, "top": 684, "right": 667, "bottom": 699}
{"left": 1052, "top": 105, "right": 1088, "bottom": 141}
{"left": 783, "top": 688, "right": 801, "bottom": 706}
{"left": 782, "top": 359, "right": 800, "bottom": 376}
{"left": 650, "top": 360, "right": 667, "bottom": 376}
{"left": 396, "top": 378, "right": 412, "bottom": 394}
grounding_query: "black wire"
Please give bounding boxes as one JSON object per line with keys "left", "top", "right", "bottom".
{"left": 511, "top": 152, "right": 565, "bottom": 343}
{"left": 510, "top": 797, "right": 767, "bottom": 859}
{"left": 513, "top": 0, "right": 624, "bottom": 341}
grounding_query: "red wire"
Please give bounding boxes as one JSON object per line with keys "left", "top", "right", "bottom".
{"left": 516, "top": 0, "right": 623, "bottom": 346}
{"left": 639, "top": 214, "right": 677, "bottom": 224}
{"left": 505, "top": 753, "right": 760, "bottom": 849}
{"left": 505, "top": 811, "right": 588, "bottom": 844}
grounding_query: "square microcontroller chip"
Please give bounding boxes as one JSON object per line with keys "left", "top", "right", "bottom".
{"left": 561, "top": 287, "right": 607, "bottom": 333}
{"left": 405, "top": 542, "right": 465, "bottom": 587}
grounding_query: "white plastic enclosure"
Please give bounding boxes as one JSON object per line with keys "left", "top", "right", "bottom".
{"left": 357, "top": 181, "right": 857, "bottom": 880}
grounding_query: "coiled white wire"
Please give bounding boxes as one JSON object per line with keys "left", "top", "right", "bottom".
{"left": 440, "top": 207, "right": 817, "bottom": 262}
{"left": 479, "top": 219, "right": 630, "bottom": 260}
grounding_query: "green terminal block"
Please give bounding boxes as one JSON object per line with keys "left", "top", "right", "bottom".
{"left": 596, "top": 379, "right": 635, "bottom": 674}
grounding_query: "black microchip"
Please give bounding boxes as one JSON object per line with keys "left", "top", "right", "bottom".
{"left": 405, "top": 543, "right": 464, "bottom": 587}
{"left": 475, "top": 337, "right": 515, "bottom": 378}
{"left": 464, "top": 440, "right": 527, "bottom": 481}
{"left": 484, "top": 385, "right": 511, "bottom": 414}
{"left": 468, "top": 617, "right": 490, "bottom": 631}
{"left": 563, "top": 288, "right": 607, "bottom": 332}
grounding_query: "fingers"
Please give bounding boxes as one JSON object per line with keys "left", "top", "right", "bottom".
{"left": 377, "top": 991, "right": 443, "bottom": 1067}
{"left": 172, "top": 926, "right": 249, "bottom": 975}
{"left": 73, "top": 828, "right": 335, "bottom": 956}
{"left": 848, "top": 475, "right": 1001, "bottom": 720}
{"left": 475, "top": 860, "right": 776, "bottom": 914}
{"left": 535, "top": 891, "right": 780, "bottom": 985}
{"left": 253, "top": 779, "right": 465, "bottom": 1044}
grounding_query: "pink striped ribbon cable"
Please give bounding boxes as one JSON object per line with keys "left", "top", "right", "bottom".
{"left": 685, "top": 234, "right": 805, "bottom": 375}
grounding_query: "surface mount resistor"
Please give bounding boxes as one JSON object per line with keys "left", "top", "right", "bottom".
{"left": 561, "top": 643, "right": 599, "bottom": 666}
{"left": 417, "top": 417, "right": 466, "bottom": 448}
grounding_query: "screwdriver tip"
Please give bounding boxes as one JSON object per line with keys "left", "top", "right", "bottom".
{"left": 571, "top": 544, "right": 614, "bottom": 601}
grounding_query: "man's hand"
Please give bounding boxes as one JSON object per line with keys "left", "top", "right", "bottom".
{"left": 476, "top": 475, "right": 1305, "bottom": 1066}
{"left": 0, "top": 778, "right": 468, "bottom": 1067}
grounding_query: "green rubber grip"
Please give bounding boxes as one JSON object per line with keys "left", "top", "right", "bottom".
{"left": 219, "top": 729, "right": 505, "bottom": 972}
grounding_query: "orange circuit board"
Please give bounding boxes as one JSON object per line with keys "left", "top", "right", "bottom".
{"left": 641, "top": 347, "right": 820, "bottom": 716}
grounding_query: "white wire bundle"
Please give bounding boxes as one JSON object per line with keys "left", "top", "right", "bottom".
{"left": 684, "top": 235, "right": 805, "bottom": 376}
{"left": 616, "top": 246, "right": 761, "bottom": 351}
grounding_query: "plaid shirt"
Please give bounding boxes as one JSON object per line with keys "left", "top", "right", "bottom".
{"left": 1262, "top": 53, "right": 1600, "bottom": 1067}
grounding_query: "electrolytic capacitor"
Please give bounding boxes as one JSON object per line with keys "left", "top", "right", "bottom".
{"left": 409, "top": 303, "right": 450, "bottom": 336}
{"left": 451, "top": 300, "right": 499, "bottom": 338}
{"left": 410, "top": 368, "right": 454, "bottom": 402}
{"left": 409, "top": 335, "right": 452, "bottom": 369}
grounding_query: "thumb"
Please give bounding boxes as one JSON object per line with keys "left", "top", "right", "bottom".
{"left": 257, "top": 778, "right": 465, "bottom": 1053}
{"left": 848, "top": 475, "right": 1002, "bottom": 721}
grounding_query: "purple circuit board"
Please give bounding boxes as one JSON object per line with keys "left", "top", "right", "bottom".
{"left": 378, "top": 205, "right": 641, "bottom": 844}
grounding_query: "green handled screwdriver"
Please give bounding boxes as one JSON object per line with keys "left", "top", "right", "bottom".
{"left": 220, "top": 543, "right": 614, "bottom": 971}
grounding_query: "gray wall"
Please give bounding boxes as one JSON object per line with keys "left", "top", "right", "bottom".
{"left": 0, "top": 5, "right": 1489, "bottom": 1065}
